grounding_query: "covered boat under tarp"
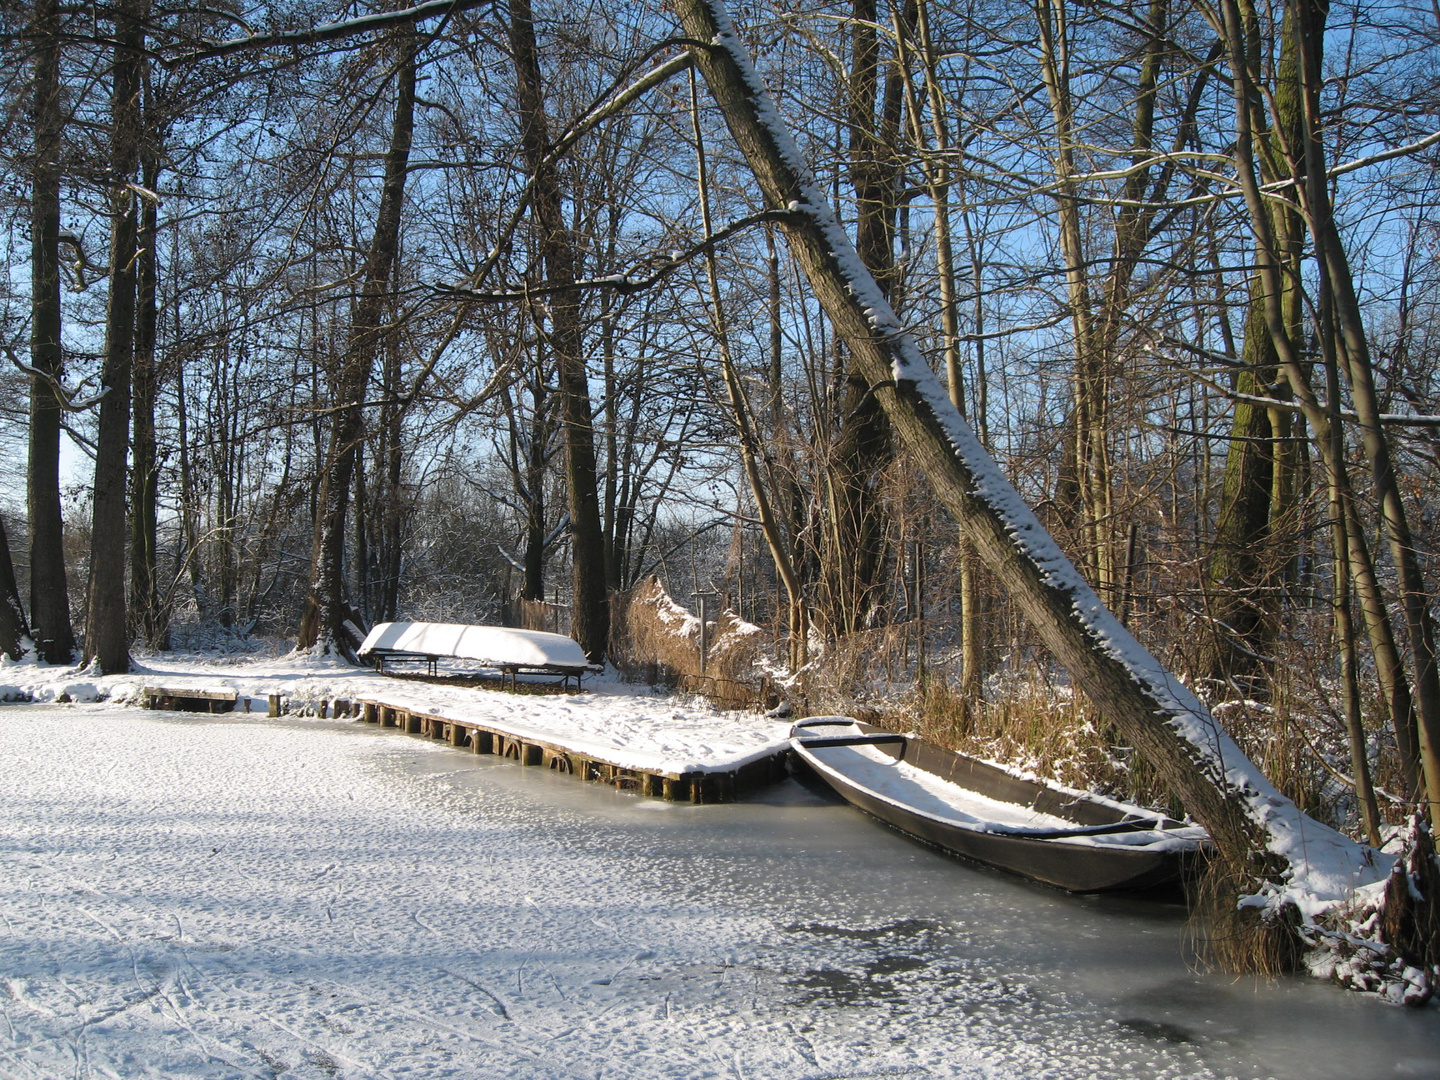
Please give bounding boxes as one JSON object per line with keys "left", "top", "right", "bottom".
{"left": 358, "top": 621, "right": 599, "bottom": 688}
{"left": 790, "top": 717, "right": 1209, "bottom": 893}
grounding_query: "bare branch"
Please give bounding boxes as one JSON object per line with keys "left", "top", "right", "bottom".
{"left": 165, "top": 0, "right": 491, "bottom": 65}
{"left": 439, "top": 209, "right": 797, "bottom": 302}
{"left": 3, "top": 342, "right": 109, "bottom": 411}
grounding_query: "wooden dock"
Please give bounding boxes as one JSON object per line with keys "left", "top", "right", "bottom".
{"left": 142, "top": 686, "right": 240, "bottom": 713}
{"left": 350, "top": 695, "right": 788, "bottom": 804}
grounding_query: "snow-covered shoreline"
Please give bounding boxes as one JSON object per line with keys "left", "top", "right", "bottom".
{"left": 0, "top": 649, "right": 792, "bottom": 776}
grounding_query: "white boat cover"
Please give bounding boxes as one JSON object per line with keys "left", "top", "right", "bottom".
{"left": 357, "top": 621, "right": 592, "bottom": 670}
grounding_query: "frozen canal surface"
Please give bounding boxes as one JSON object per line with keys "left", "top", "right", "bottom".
{"left": 1, "top": 703, "right": 1436, "bottom": 1079}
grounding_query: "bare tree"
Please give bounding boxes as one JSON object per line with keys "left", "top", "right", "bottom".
{"left": 673, "top": 0, "right": 1378, "bottom": 958}
{"left": 506, "top": 0, "right": 609, "bottom": 662}
{"left": 26, "top": 0, "right": 76, "bottom": 664}
{"left": 84, "top": 0, "right": 149, "bottom": 675}
{"left": 298, "top": 34, "right": 418, "bottom": 659}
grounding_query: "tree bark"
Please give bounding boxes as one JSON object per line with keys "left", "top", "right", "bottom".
{"left": 85, "top": 0, "right": 148, "bottom": 675}
{"left": 901, "top": 0, "right": 984, "bottom": 708}
{"left": 507, "top": 0, "right": 609, "bottom": 662}
{"left": 819, "top": 0, "right": 912, "bottom": 637}
{"left": 1321, "top": 279, "right": 1382, "bottom": 847}
{"left": 1036, "top": 0, "right": 1111, "bottom": 597}
{"left": 27, "top": 0, "right": 76, "bottom": 665}
{"left": 692, "top": 68, "right": 807, "bottom": 670}
{"left": 0, "top": 514, "right": 29, "bottom": 660}
{"left": 297, "top": 39, "right": 417, "bottom": 659}
{"left": 378, "top": 324, "right": 406, "bottom": 622}
{"left": 673, "top": 0, "right": 1375, "bottom": 902}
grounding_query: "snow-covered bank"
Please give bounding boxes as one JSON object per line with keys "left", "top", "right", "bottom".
{"left": 4, "top": 701, "right": 1439, "bottom": 1080}
{"left": 0, "top": 649, "right": 791, "bottom": 774}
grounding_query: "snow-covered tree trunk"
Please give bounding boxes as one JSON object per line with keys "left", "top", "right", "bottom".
{"left": 672, "top": 0, "right": 1382, "bottom": 915}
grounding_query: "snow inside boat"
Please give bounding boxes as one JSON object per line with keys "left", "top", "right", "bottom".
{"left": 790, "top": 717, "right": 1210, "bottom": 893}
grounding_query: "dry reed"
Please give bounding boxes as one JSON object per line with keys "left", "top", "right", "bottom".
{"left": 609, "top": 576, "right": 768, "bottom": 708}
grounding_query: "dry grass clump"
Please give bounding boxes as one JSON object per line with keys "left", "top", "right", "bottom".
{"left": 782, "top": 622, "right": 934, "bottom": 720}
{"left": 1189, "top": 855, "right": 1305, "bottom": 978}
{"left": 611, "top": 576, "right": 701, "bottom": 681}
{"left": 707, "top": 609, "right": 769, "bottom": 688}
{"left": 789, "top": 646, "right": 1360, "bottom": 832}
{"left": 1207, "top": 699, "right": 1332, "bottom": 822}
{"left": 879, "top": 673, "right": 1184, "bottom": 815}
{"left": 608, "top": 576, "right": 769, "bottom": 708}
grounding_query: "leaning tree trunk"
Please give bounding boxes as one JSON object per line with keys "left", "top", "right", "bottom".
{"left": 27, "top": 0, "right": 76, "bottom": 665}
{"left": 297, "top": 39, "right": 416, "bottom": 660}
{"left": 673, "top": 0, "right": 1377, "bottom": 924}
{"left": 85, "top": 0, "right": 148, "bottom": 676}
{"left": 508, "top": 0, "right": 609, "bottom": 662}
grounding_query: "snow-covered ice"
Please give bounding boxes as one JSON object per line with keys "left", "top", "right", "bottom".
{"left": 3, "top": 697, "right": 1437, "bottom": 1079}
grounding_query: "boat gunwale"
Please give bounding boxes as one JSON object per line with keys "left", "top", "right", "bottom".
{"left": 791, "top": 736, "right": 1197, "bottom": 845}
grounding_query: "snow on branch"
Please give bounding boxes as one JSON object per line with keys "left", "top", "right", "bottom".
{"left": 439, "top": 209, "right": 797, "bottom": 303}
{"left": 3, "top": 342, "right": 109, "bottom": 412}
{"left": 167, "top": 0, "right": 491, "bottom": 65}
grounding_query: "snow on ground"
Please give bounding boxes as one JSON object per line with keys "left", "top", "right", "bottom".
{"left": 4, "top": 691, "right": 1440, "bottom": 1079}
{"left": 0, "top": 649, "right": 791, "bottom": 775}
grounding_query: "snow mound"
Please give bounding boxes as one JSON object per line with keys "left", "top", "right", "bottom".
{"left": 358, "top": 621, "right": 593, "bottom": 669}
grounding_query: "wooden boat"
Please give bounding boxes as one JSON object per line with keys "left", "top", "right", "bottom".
{"left": 790, "top": 717, "right": 1210, "bottom": 893}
